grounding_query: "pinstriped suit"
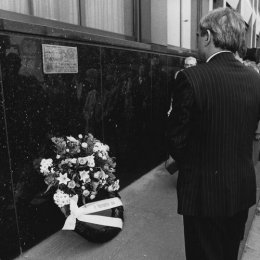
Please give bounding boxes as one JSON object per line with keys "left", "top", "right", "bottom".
{"left": 168, "top": 52, "right": 260, "bottom": 217}
{"left": 168, "top": 52, "right": 260, "bottom": 259}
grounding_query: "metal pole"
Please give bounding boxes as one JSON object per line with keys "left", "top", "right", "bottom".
{"left": 180, "top": 0, "right": 182, "bottom": 47}
{"left": 134, "top": 0, "right": 141, "bottom": 41}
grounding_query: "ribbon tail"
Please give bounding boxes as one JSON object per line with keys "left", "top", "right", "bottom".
{"left": 62, "top": 215, "right": 77, "bottom": 230}
{"left": 80, "top": 197, "right": 123, "bottom": 215}
{"left": 78, "top": 215, "right": 123, "bottom": 229}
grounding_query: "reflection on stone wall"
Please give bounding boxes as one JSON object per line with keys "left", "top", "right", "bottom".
{"left": 0, "top": 64, "right": 21, "bottom": 259}
{"left": 0, "top": 33, "right": 182, "bottom": 259}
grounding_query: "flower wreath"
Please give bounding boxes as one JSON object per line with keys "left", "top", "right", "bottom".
{"left": 39, "top": 133, "right": 124, "bottom": 242}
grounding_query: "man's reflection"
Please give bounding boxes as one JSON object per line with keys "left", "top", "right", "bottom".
{"left": 2, "top": 53, "right": 48, "bottom": 204}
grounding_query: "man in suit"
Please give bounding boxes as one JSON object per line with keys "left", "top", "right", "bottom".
{"left": 167, "top": 7, "right": 260, "bottom": 260}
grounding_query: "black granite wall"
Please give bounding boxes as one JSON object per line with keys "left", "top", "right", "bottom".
{"left": 0, "top": 32, "right": 185, "bottom": 259}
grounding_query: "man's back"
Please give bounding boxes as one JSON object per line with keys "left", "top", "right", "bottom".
{"left": 168, "top": 8, "right": 260, "bottom": 259}
{"left": 174, "top": 52, "right": 260, "bottom": 216}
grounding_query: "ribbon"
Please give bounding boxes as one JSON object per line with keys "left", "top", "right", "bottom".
{"left": 62, "top": 195, "right": 123, "bottom": 230}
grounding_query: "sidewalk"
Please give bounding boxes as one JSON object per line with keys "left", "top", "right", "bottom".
{"left": 16, "top": 164, "right": 185, "bottom": 260}
{"left": 240, "top": 162, "right": 260, "bottom": 260}
{"left": 16, "top": 163, "right": 260, "bottom": 260}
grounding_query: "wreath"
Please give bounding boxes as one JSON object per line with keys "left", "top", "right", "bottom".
{"left": 39, "top": 133, "right": 124, "bottom": 242}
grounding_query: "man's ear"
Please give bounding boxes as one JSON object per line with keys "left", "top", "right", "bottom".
{"left": 204, "top": 29, "right": 211, "bottom": 46}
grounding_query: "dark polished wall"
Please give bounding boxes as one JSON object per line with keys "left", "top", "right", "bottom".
{"left": 0, "top": 31, "right": 188, "bottom": 259}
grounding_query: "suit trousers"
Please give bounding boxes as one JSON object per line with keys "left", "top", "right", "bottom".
{"left": 183, "top": 209, "right": 248, "bottom": 260}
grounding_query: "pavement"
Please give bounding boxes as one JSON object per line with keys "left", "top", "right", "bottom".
{"left": 16, "top": 162, "right": 260, "bottom": 260}
{"left": 241, "top": 196, "right": 260, "bottom": 260}
{"left": 240, "top": 162, "right": 260, "bottom": 260}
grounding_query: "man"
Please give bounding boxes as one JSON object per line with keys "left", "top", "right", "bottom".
{"left": 167, "top": 7, "right": 260, "bottom": 260}
{"left": 183, "top": 56, "right": 197, "bottom": 69}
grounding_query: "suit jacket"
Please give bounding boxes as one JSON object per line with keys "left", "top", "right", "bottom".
{"left": 167, "top": 52, "right": 260, "bottom": 217}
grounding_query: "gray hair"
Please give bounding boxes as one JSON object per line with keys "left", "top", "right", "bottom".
{"left": 199, "top": 7, "right": 246, "bottom": 54}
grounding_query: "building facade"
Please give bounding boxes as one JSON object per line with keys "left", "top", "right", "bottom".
{"left": 0, "top": 0, "right": 259, "bottom": 50}
{"left": 0, "top": 1, "right": 259, "bottom": 259}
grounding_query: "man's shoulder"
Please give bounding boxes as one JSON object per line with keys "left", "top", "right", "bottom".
{"left": 181, "top": 59, "right": 260, "bottom": 91}
{"left": 182, "top": 62, "right": 211, "bottom": 75}
{"left": 179, "top": 63, "right": 210, "bottom": 83}
{"left": 243, "top": 64, "right": 260, "bottom": 78}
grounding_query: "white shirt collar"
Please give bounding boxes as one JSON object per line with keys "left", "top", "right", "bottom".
{"left": 206, "top": 50, "right": 232, "bottom": 63}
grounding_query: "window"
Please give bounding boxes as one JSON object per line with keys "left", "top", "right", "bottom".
{"left": 0, "top": 0, "right": 217, "bottom": 51}
{"left": 80, "top": 0, "right": 134, "bottom": 36}
{"left": 32, "top": 0, "right": 79, "bottom": 25}
{"left": 167, "top": 0, "right": 199, "bottom": 50}
{"left": 0, "top": 0, "right": 134, "bottom": 36}
{"left": 0, "top": 0, "right": 31, "bottom": 15}
{"left": 167, "top": 0, "right": 213, "bottom": 50}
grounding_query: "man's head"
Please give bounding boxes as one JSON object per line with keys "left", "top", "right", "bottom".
{"left": 184, "top": 57, "right": 197, "bottom": 68}
{"left": 198, "top": 7, "right": 246, "bottom": 61}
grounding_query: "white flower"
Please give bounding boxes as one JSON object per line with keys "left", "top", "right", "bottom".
{"left": 107, "top": 186, "right": 113, "bottom": 192}
{"left": 40, "top": 165, "right": 49, "bottom": 175}
{"left": 68, "top": 180, "right": 76, "bottom": 189}
{"left": 78, "top": 157, "right": 88, "bottom": 165}
{"left": 60, "top": 160, "right": 66, "bottom": 165}
{"left": 53, "top": 190, "right": 70, "bottom": 207}
{"left": 81, "top": 142, "right": 88, "bottom": 148}
{"left": 86, "top": 155, "right": 95, "bottom": 167}
{"left": 90, "top": 194, "right": 96, "bottom": 200}
{"left": 88, "top": 161, "right": 95, "bottom": 167}
{"left": 93, "top": 142, "right": 109, "bottom": 153}
{"left": 40, "top": 158, "right": 53, "bottom": 174}
{"left": 67, "top": 136, "right": 78, "bottom": 143}
{"left": 56, "top": 173, "right": 71, "bottom": 185}
{"left": 64, "top": 159, "right": 71, "bottom": 164}
{"left": 78, "top": 134, "right": 83, "bottom": 139}
{"left": 41, "top": 158, "right": 53, "bottom": 167}
{"left": 108, "top": 180, "right": 120, "bottom": 192}
{"left": 70, "top": 158, "right": 77, "bottom": 164}
{"left": 93, "top": 142, "right": 102, "bottom": 152}
{"left": 83, "top": 190, "right": 90, "bottom": 197}
{"left": 79, "top": 171, "right": 90, "bottom": 183}
{"left": 100, "top": 170, "right": 107, "bottom": 179}
{"left": 94, "top": 171, "right": 101, "bottom": 179}
{"left": 113, "top": 180, "right": 120, "bottom": 190}
{"left": 104, "top": 145, "right": 109, "bottom": 151}
{"left": 56, "top": 155, "right": 61, "bottom": 159}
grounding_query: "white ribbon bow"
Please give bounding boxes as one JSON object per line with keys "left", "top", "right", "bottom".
{"left": 62, "top": 195, "right": 123, "bottom": 230}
